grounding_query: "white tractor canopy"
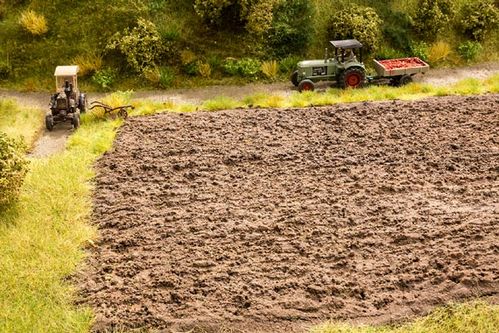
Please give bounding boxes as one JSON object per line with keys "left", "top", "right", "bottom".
{"left": 54, "top": 65, "right": 79, "bottom": 92}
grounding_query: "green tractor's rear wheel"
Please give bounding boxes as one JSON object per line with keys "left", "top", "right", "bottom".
{"left": 340, "top": 67, "right": 365, "bottom": 89}
{"left": 45, "top": 114, "right": 54, "bottom": 131}
{"left": 298, "top": 79, "right": 315, "bottom": 92}
{"left": 291, "top": 70, "right": 299, "bottom": 87}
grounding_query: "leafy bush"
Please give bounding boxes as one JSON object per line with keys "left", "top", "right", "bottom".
{"left": 223, "top": 57, "right": 261, "bottom": 77}
{"left": 92, "top": 68, "right": 115, "bottom": 90}
{"left": 266, "top": 0, "right": 313, "bottom": 58}
{"left": 428, "top": 41, "right": 452, "bottom": 64}
{"left": 261, "top": 60, "right": 278, "bottom": 80}
{"left": 236, "top": 58, "right": 261, "bottom": 77}
{"left": 107, "top": 18, "right": 170, "bottom": 73}
{"left": 193, "top": 0, "right": 232, "bottom": 25}
{"left": 18, "top": 9, "right": 48, "bottom": 35}
{"left": 460, "top": 0, "right": 499, "bottom": 41}
{"left": 279, "top": 55, "right": 300, "bottom": 74}
{"left": 326, "top": 5, "right": 382, "bottom": 54}
{"left": 457, "top": 41, "right": 482, "bottom": 62}
{"left": 159, "top": 67, "right": 175, "bottom": 88}
{"left": 376, "top": 47, "right": 406, "bottom": 60}
{"left": 412, "top": 0, "right": 455, "bottom": 41}
{"left": 410, "top": 41, "right": 430, "bottom": 62}
{"left": 0, "top": 132, "right": 28, "bottom": 207}
{"left": 245, "top": 1, "right": 275, "bottom": 35}
{"left": 222, "top": 58, "right": 239, "bottom": 76}
{"left": 194, "top": 0, "right": 280, "bottom": 37}
{"left": 0, "top": 59, "right": 10, "bottom": 79}
{"left": 180, "top": 50, "right": 199, "bottom": 76}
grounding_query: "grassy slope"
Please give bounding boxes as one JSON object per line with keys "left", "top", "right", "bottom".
{"left": 0, "top": 99, "right": 43, "bottom": 146}
{"left": 1, "top": 79, "right": 499, "bottom": 331}
{"left": 0, "top": 107, "right": 120, "bottom": 332}
{"left": 0, "top": 0, "right": 497, "bottom": 91}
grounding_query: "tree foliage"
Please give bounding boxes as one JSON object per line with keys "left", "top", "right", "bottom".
{"left": 412, "top": 0, "right": 455, "bottom": 41}
{"left": 460, "top": 0, "right": 499, "bottom": 41}
{"left": 326, "top": 5, "right": 382, "bottom": 53}
{"left": 266, "top": 0, "right": 313, "bottom": 58}
{"left": 106, "top": 18, "right": 172, "bottom": 73}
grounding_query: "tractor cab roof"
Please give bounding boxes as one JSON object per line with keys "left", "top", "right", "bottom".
{"left": 330, "top": 39, "right": 363, "bottom": 49}
{"left": 54, "top": 65, "right": 79, "bottom": 77}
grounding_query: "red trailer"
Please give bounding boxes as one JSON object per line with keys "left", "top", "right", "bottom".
{"left": 369, "top": 57, "right": 430, "bottom": 86}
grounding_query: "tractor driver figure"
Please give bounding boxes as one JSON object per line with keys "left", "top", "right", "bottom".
{"left": 344, "top": 49, "right": 357, "bottom": 62}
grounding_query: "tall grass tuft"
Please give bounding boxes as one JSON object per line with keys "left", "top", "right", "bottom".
{"left": 72, "top": 54, "right": 103, "bottom": 77}
{"left": 201, "top": 96, "right": 241, "bottom": 111}
{"left": 428, "top": 41, "right": 452, "bottom": 65}
{"left": 197, "top": 62, "right": 211, "bottom": 78}
{"left": 19, "top": 10, "right": 48, "bottom": 35}
{"left": 261, "top": 60, "right": 279, "bottom": 81}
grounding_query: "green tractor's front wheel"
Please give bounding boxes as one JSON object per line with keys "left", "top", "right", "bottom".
{"left": 339, "top": 67, "right": 365, "bottom": 89}
{"left": 298, "top": 79, "right": 315, "bottom": 92}
{"left": 291, "top": 70, "right": 299, "bottom": 87}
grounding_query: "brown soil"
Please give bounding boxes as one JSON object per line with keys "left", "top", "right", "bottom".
{"left": 80, "top": 94, "right": 499, "bottom": 333}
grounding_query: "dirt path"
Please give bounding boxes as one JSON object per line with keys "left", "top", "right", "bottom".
{"left": 1, "top": 62, "right": 497, "bottom": 157}
{"left": 78, "top": 94, "right": 499, "bottom": 333}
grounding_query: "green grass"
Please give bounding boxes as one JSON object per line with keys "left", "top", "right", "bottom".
{"left": 0, "top": 111, "right": 121, "bottom": 332}
{"left": 0, "top": 99, "right": 44, "bottom": 146}
{"left": 122, "top": 75, "right": 497, "bottom": 114}
{"left": 311, "top": 301, "right": 499, "bottom": 333}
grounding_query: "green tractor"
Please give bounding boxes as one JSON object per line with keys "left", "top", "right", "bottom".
{"left": 291, "top": 39, "right": 366, "bottom": 92}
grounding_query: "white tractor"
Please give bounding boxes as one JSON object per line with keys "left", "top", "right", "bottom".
{"left": 46, "top": 65, "right": 87, "bottom": 130}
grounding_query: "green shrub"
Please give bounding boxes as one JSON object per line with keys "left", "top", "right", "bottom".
{"left": 207, "top": 54, "right": 223, "bottom": 71}
{"left": 458, "top": 41, "right": 482, "bottom": 62}
{"left": 92, "top": 68, "right": 115, "bottom": 90}
{"left": 222, "top": 57, "right": 261, "bottom": 77}
{"left": 159, "top": 67, "right": 175, "bottom": 88}
{"left": 410, "top": 41, "right": 430, "bottom": 62}
{"left": 279, "top": 55, "right": 300, "bottom": 74}
{"left": 194, "top": 0, "right": 280, "bottom": 36}
{"left": 266, "top": 0, "right": 313, "bottom": 58}
{"left": 237, "top": 58, "right": 261, "bottom": 76}
{"left": 412, "top": 0, "right": 455, "bottom": 41}
{"left": 222, "top": 58, "right": 239, "bottom": 76}
{"left": 460, "top": 0, "right": 499, "bottom": 41}
{"left": 0, "top": 132, "right": 28, "bottom": 207}
{"left": 107, "top": 18, "right": 170, "bottom": 73}
{"left": 326, "top": 5, "right": 382, "bottom": 54}
{"left": 0, "top": 59, "right": 10, "bottom": 79}
{"left": 193, "top": 0, "right": 232, "bottom": 26}
{"left": 376, "top": 47, "right": 406, "bottom": 60}
{"left": 382, "top": 12, "right": 413, "bottom": 52}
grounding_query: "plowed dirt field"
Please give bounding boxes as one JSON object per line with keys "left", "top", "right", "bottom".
{"left": 79, "top": 95, "right": 499, "bottom": 333}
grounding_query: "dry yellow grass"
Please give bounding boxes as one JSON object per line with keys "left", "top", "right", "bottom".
{"left": 19, "top": 10, "right": 48, "bottom": 35}
{"left": 72, "top": 54, "right": 103, "bottom": 77}
{"left": 428, "top": 41, "right": 452, "bottom": 64}
{"left": 261, "top": 60, "right": 278, "bottom": 80}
